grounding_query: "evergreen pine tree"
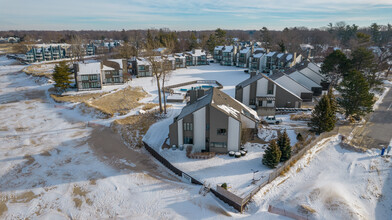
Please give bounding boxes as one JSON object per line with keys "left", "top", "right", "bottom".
{"left": 327, "top": 88, "right": 337, "bottom": 114}
{"left": 337, "top": 70, "right": 375, "bottom": 118}
{"left": 52, "top": 61, "right": 71, "bottom": 93}
{"left": 262, "top": 140, "right": 281, "bottom": 168}
{"left": 188, "top": 32, "right": 199, "bottom": 50}
{"left": 309, "top": 94, "right": 336, "bottom": 134}
{"left": 206, "top": 34, "right": 216, "bottom": 54}
{"left": 277, "top": 130, "right": 291, "bottom": 162}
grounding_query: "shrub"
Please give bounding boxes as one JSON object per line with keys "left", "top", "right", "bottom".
{"left": 221, "top": 183, "right": 228, "bottom": 190}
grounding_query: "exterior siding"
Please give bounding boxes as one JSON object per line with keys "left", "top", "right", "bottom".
{"left": 227, "top": 117, "right": 241, "bottom": 152}
{"left": 182, "top": 114, "right": 193, "bottom": 144}
{"left": 242, "top": 85, "right": 250, "bottom": 106}
{"left": 209, "top": 106, "right": 229, "bottom": 153}
{"left": 235, "top": 87, "right": 243, "bottom": 102}
{"left": 178, "top": 119, "right": 183, "bottom": 146}
{"left": 240, "top": 115, "right": 257, "bottom": 129}
{"left": 275, "top": 86, "right": 302, "bottom": 108}
{"left": 193, "top": 107, "right": 206, "bottom": 152}
{"left": 169, "top": 121, "right": 178, "bottom": 147}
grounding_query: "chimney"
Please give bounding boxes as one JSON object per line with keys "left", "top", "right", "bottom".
{"left": 188, "top": 90, "right": 197, "bottom": 104}
{"left": 250, "top": 71, "right": 257, "bottom": 77}
{"left": 197, "top": 89, "right": 205, "bottom": 99}
{"left": 291, "top": 52, "right": 297, "bottom": 67}
{"left": 251, "top": 45, "right": 254, "bottom": 54}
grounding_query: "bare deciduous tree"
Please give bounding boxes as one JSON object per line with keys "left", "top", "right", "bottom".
{"left": 70, "top": 35, "right": 84, "bottom": 63}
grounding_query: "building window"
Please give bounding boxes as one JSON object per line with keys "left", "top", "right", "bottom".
{"left": 258, "top": 100, "right": 263, "bottom": 106}
{"left": 206, "top": 124, "right": 210, "bottom": 131}
{"left": 267, "top": 100, "right": 273, "bottom": 104}
{"left": 184, "top": 136, "right": 193, "bottom": 144}
{"left": 217, "top": 129, "right": 227, "bottom": 135}
{"left": 81, "top": 75, "right": 89, "bottom": 81}
{"left": 210, "top": 142, "right": 227, "bottom": 148}
{"left": 249, "top": 99, "right": 255, "bottom": 105}
{"left": 184, "top": 122, "right": 193, "bottom": 131}
{"left": 267, "top": 89, "right": 273, "bottom": 95}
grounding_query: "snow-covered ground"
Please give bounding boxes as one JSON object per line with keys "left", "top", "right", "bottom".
{"left": 1, "top": 56, "right": 293, "bottom": 219}
{"left": 64, "top": 63, "right": 249, "bottom": 102}
{"left": 3, "top": 55, "right": 392, "bottom": 219}
{"left": 249, "top": 135, "right": 392, "bottom": 219}
{"left": 0, "top": 56, "right": 254, "bottom": 219}
{"left": 158, "top": 142, "right": 272, "bottom": 197}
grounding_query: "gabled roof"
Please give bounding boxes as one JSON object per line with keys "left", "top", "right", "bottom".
{"left": 174, "top": 53, "right": 185, "bottom": 58}
{"left": 240, "top": 47, "right": 251, "bottom": 53}
{"left": 214, "top": 46, "right": 224, "bottom": 50}
{"left": 223, "top": 46, "right": 234, "bottom": 53}
{"left": 136, "top": 57, "right": 151, "bottom": 66}
{"left": 104, "top": 59, "right": 122, "bottom": 70}
{"left": 236, "top": 74, "right": 302, "bottom": 101}
{"left": 236, "top": 74, "right": 264, "bottom": 88}
{"left": 253, "top": 52, "right": 265, "bottom": 58}
{"left": 78, "top": 62, "right": 101, "bottom": 75}
{"left": 266, "top": 51, "right": 277, "bottom": 57}
{"left": 262, "top": 75, "right": 302, "bottom": 100}
{"left": 185, "top": 49, "right": 206, "bottom": 56}
{"left": 176, "top": 88, "right": 259, "bottom": 122}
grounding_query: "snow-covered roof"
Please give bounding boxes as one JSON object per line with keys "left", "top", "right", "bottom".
{"left": 102, "top": 65, "right": 114, "bottom": 71}
{"left": 108, "top": 59, "right": 124, "bottom": 69}
{"left": 187, "top": 49, "right": 206, "bottom": 57}
{"left": 277, "top": 53, "right": 284, "bottom": 58}
{"left": 253, "top": 53, "right": 265, "bottom": 58}
{"left": 266, "top": 51, "right": 276, "bottom": 57}
{"left": 300, "top": 44, "right": 314, "bottom": 50}
{"left": 176, "top": 88, "right": 259, "bottom": 123}
{"left": 154, "top": 47, "right": 166, "bottom": 52}
{"left": 214, "top": 46, "right": 224, "bottom": 50}
{"left": 254, "top": 47, "right": 266, "bottom": 53}
{"left": 240, "top": 47, "right": 251, "bottom": 53}
{"left": 166, "top": 56, "right": 176, "bottom": 61}
{"left": 137, "top": 58, "right": 151, "bottom": 66}
{"left": 175, "top": 53, "right": 185, "bottom": 58}
{"left": 78, "top": 62, "right": 101, "bottom": 75}
{"left": 236, "top": 73, "right": 302, "bottom": 101}
{"left": 223, "top": 46, "right": 234, "bottom": 53}
{"left": 286, "top": 54, "right": 293, "bottom": 61}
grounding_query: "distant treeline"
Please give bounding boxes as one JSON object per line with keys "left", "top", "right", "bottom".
{"left": 2, "top": 22, "right": 391, "bottom": 55}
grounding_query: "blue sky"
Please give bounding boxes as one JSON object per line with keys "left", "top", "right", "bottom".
{"left": 0, "top": 0, "right": 391, "bottom": 30}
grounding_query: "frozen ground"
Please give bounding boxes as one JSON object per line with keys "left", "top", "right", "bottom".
{"left": 158, "top": 142, "right": 272, "bottom": 197}
{"left": 64, "top": 63, "right": 249, "bottom": 103}
{"left": 3, "top": 55, "right": 392, "bottom": 219}
{"left": 1, "top": 56, "right": 288, "bottom": 219}
{"left": 249, "top": 135, "right": 392, "bottom": 220}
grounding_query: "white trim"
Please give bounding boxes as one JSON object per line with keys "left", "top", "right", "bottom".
{"left": 193, "top": 107, "right": 206, "bottom": 152}
{"left": 178, "top": 119, "right": 183, "bottom": 146}
{"left": 227, "top": 117, "right": 240, "bottom": 152}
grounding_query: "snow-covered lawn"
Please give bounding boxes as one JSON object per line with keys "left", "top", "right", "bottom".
{"left": 249, "top": 135, "right": 392, "bottom": 219}
{"left": 159, "top": 142, "right": 273, "bottom": 197}
{"left": 1, "top": 56, "right": 260, "bottom": 219}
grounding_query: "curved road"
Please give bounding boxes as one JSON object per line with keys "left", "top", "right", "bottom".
{"left": 353, "top": 84, "right": 392, "bottom": 148}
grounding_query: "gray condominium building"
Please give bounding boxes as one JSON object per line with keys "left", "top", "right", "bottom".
{"left": 169, "top": 88, "right": 259, "bottom": 153}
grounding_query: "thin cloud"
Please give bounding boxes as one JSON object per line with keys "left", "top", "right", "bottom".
{"left": 0, "top": 0, "right": 391, "bottom": 30}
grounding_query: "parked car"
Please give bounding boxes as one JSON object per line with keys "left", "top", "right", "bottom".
{"left": 244, "top": 69, "right": 249, "bottom": 73}
{"left": 264, "top": 116, "right": 282, "bottom": 124}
